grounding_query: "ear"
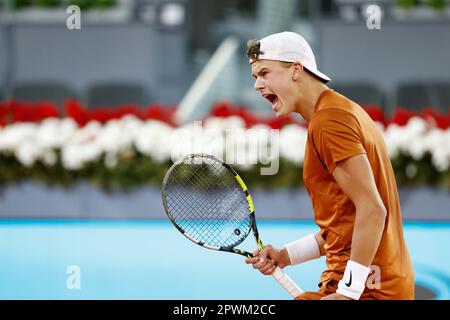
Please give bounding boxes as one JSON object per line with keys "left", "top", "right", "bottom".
{"left": 291, "top": 61, "right": 304, "bottom": 81}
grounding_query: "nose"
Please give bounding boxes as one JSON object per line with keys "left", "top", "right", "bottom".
{"left": 254, "top": 77, "right": 265, "bottom": 92}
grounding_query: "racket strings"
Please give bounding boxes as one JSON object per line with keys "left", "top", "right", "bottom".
{"left": 168, "top": 162, "right": 249, "bottom": 245}
{"left": 164, "top": 156, "right": 251, "bottom": 248}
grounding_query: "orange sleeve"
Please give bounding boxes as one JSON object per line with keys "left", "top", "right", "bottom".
{"left": 310, "top": 108, "right": 366, "bottom": 174}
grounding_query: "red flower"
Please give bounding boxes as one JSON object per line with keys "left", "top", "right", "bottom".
{"left": 363, "top": 104, "right": 385, "bottom": 127}
{"left": 9, "top": 100, "right": 35, "bottom": 123}
{"left": 111, "top": 104, "right": 143, "bottom": 120}
{"left": 264, "top": 115, "right": 294, "bottom": 129}
{"left": 235, "top": 107, "right": 260, "bottom": 128}
{"left": 210, "top": 101, "right": 233, "bottom": 118}
{"left": 64, "top": 98, "right": 88, "bottom": 126}
{"left": 34, "top": 101, "right": 59, "bottom": 121}
{"left": 390, "top": 107, "right": 417, "bottom": 126}
{"left": 88, "top": 107, "right": 113, "bottom": 123}
{"left": 0, "top": 100, "right": 11, "bottom": 126}
{"left": 421, "top": 107, "right": 449, "bottom": 130}
{"left": 143, "top": 104, "right": 176, "bottom": 126}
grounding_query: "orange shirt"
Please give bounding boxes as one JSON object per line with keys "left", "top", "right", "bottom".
{"left": 303, "top": 89, "right": 414, "bottom": 299}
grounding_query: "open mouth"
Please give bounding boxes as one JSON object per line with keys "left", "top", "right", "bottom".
{"left": 263, "top": 94, "right": 278, "bottom": 107}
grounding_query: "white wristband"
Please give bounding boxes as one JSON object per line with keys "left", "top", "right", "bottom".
{"left": 336, "top": 260, "right": 371, "bottom": 300}
{"left": 283, "top": 233, "right": 321, "bottom": 266}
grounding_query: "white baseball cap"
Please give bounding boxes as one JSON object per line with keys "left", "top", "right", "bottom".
{"left": 249, "top": 31, "right": 331, "bottom": 83}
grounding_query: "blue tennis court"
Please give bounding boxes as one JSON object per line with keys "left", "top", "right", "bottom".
{"left": 0, "top": 220, "right": 449, "bottom": 300}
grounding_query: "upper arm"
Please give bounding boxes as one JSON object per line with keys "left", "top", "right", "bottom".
{"left": 332, "top": 154, "right": 386, "bottom": 213}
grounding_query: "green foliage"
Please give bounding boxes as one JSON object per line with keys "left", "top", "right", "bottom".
{"left": 11, "top": 0, "right": 33, "bottom": 10}
{"left": 68, "top": 0, "right": 91, "bottom": 10}
{"left": 34, "top": 0, "right": 61, "bottom": 8}
{"left": 10, "top": 0, "right": 118, "bottom": 10}
{"left": 0, "top": 151, "right": 449, "bottom": 191}
{"left": 424, "top": 0, "right": 446, "bottom": 10}
{"left": 390, "top": 152, "right": 450, "bottom": 188}
{"left": 395, "top": 0, "right": 418, "bottom": 9}
{"left": 93, "top": 0, "right": 115, "bottom": 9}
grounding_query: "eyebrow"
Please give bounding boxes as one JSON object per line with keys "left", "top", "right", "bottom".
{"left": 251, "top": 67, "right": 268, "bottom": 78}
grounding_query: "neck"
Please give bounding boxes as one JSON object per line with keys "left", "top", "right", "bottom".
{"left": 294, "top": 80, "right": 329, "bottom": 122}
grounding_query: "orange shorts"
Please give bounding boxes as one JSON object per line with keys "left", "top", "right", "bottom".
{"left": 294, "top": 279, "right": 374, "bottom": 300}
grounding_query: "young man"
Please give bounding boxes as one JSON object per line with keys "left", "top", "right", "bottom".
{"left": 244, "top": 31, "right": 414, "bottom": 300}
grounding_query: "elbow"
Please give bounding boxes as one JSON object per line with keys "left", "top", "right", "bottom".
{"left": 357, "top": 202, "right": 387, "bottom": 223}
{"left": 378, "top": 204, "right": 387, "bottom": 220}
{"left": 372, "top": 204, "right": 387, "bottom": 226}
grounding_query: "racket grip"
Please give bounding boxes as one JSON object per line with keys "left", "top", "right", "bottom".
{"left": 271, "top": 266, "right": 303, "bottom": 298}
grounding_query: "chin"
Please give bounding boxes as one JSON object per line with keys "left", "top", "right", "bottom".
{"left": 275, "top": 108, "right": 289, "bottom": 118}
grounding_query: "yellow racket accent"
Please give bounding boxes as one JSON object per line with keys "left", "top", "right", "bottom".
{"left": 235, "top": 175, "right": 247, "bottom": 192}
{"left": 247, "top": 195, "right": 255, "bottom": 213}
{"left": 235, "top": 174, "right": 255, "bottom": 213}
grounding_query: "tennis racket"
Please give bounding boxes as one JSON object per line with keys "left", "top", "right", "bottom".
{"left": 161, "top": 153, "right": 303, "bottom": 298}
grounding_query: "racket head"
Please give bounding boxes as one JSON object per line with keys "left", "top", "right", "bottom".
{"left": 161, "top": 154, "right": 256, "bottom": 254}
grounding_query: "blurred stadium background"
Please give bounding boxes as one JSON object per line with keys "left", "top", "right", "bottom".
{"left": 0, "top": 0, "right": 449, "bottom": 300}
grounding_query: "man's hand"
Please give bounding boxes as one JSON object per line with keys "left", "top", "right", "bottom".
{"left": 244, "top": 245, "right": 291, "bottom": 275}
{"left": 320, "top": 293, "right": 353, "bottom": 300}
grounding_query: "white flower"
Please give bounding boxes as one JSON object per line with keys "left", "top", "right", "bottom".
{"left": 222, "top": 116, "right": 246, "bottom": 131}
{"left": 431, "top": 147, "right": 449, "bottom": 172}
{"left": 428, "top": 129, "right": 450, "bottom": 172}
{"left": 383, "top": 124, "right": 403, "bottom": 158}
{"left": 0, "top": 123, "right": 38, "bottom": 151}
{"left": 201, "top": 127, "right": 225, "bottom": 160}
{"left": 36, "top": 118, "right": 78, "bottom": 149}
{"left": 407, "top": 134, "right": 428, "bottom": 161}
{"left": 246, "top": 124, "right": 274, "bottom": 165}
{"left": 59, "top": 120, "right": 104, "bottom": 170}
{"left": 104, "top": 152, "right": 118, "bottom": 168}
{"left": 203, "top": 117, "right": 225, "bottom": 131}
{"left": 224, "top": 128, "right": 250, "bottom": 166}
{"left": 42, "top": 149, "right": 57, "bottom": 167}
{"left": 15, "top": 140, "right": 41, "bottom": 167}
{"left": 96, "top": 120, "right": 123, "bottom": 154}
{"left": 405, "top": 116, "right": 427, "bottom": 136}
{"left": 61, "top": 144, "right": 83, "bottom": 170}
{"left": 61, "top": 141, "right": 103, "bottom": 170}
{"left": 203, "top": 116, "right": 245, "bottom": 132}
{"left": 279, "top": 124, "right": 307, "bottom": 165}
{"left": 135, "top": 120, "right": 174, "bottom": 163}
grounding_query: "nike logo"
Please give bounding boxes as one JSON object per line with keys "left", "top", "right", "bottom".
{"left": 345, "top": 270, "right": 352, "bottom": 287}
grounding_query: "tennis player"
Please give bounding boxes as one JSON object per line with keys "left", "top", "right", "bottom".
{"left": 244, "top": 32, "right": 414, "bottom": 300}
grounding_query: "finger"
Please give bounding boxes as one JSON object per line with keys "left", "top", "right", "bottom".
{"left": 253, "top": 260, "right": 266, "bottom": 269}
{"left": 257, "top": 256, "right": 271, "bottom": 266}
{"left": 253, "top": 257, "right": 270, "bottom": 269}
{"left": 245, "top": 256, "right": 259, "bottom": 264}
{"left": 259, "top": 261, "right": 275, "bottom": 274}
{"left": 262, "top": 265, "right": 277, "bottom": 275}
{"left": 258, "top": 246, "right": 272, "bottom": 259}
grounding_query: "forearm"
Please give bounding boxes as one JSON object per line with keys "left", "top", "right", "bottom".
{"left": 335, "top": 205, "right": 386, "bottom": 299}
{"left": 350, "top": 205, "right": 386, "bottom": 267}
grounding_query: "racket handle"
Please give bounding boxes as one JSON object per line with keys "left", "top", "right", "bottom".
{"left": 271, "top": 266, "right": 303, "bottom": 298}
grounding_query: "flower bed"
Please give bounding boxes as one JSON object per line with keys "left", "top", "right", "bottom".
{"left": 0, "top": 99, "right": 449, "bottom": 190}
